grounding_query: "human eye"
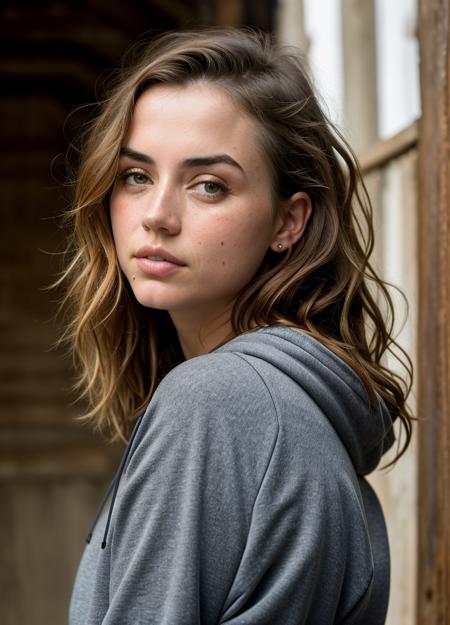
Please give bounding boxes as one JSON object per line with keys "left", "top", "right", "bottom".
{"left": 118, "top": 168, "right": 151, "bottom": 186}
{"left": 193, "top": 180, "right": 229, "bottom": 200}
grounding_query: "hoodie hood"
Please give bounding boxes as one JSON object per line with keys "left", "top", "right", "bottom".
{"left": 216, "top": 325, "right": 395, "bottom": 476}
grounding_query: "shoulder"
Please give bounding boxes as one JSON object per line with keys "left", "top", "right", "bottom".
{"left": 127, "top": 350, "right": 280, "bottom": 492}
{"left": 155, "top": 350, "right": 277, "bottom": 419}
{"left": 132, "top": 351, "right": 280, "bottom": 463}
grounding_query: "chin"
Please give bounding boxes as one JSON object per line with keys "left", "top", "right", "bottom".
{"left": 133, "top": 293, "right": 171, "bottom": 311}
{"left": 129, "top": 285, "right": 183, "bottom": 312}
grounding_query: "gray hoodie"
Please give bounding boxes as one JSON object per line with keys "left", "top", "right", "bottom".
{"left": 69, "top": 325, "right": 394, "bottom": 625}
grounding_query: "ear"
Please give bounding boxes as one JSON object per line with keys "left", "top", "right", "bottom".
{"left": 270, "top": 191, "right": 313, "bottom": 252}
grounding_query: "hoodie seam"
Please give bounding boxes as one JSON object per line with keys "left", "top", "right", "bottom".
{"left": 218, "top": 352, "right": 281, "bottom": 619}
{"left": 230, "top": 352, "right": 281, "bottom": 432}
{"left": 219, "top": 328, "right": 390, "bottom": 462}
{"left": 228, "top": 350, "right": 377, "bottom": 625}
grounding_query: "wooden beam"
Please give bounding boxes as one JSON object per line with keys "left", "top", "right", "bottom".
{"left": 275, "top": 0, "right": 309, "bottom": 53}
{"left": 359, "top": 119, "right": 419, "bottom": 175}
{"left": 417, "top": 0, "right": 450, "bottom": 623}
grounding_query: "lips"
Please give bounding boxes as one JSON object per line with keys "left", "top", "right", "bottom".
{"left": 135, "top": 246, "right": 186, "bottom": 266}
{"left": 134, "top": 246, "right": 187, "bottom": 278}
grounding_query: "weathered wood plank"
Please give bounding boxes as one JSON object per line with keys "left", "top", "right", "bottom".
{"left": 359, "top": 120, "right": 419, "bottom": 175}
{"left": 417, "top": 0, "right": 450, "bottom": 622}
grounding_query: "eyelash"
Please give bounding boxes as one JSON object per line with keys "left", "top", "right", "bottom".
{"left": 117, "top": 170, "right": 148, "bottom": 187}
{"left": 117, "top": 168, "right": 229, "bottom": 199}
{"left": 197, "top": 180, "right": 229, "bottom": 198}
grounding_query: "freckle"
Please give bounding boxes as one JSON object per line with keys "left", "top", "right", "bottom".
{"left": 222, "top": 261, "right": 226, "bottom": 266}
{"left": 220, "top": 241, "right": 224, "bottom": 246}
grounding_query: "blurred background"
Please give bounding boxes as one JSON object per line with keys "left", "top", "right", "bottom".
{"left": 1, "top": 1, "right": 448, "bottom": 624}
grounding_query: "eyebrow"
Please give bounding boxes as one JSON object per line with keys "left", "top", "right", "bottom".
{"left": 119, "top": 147, "right": 245, "bottom": 175}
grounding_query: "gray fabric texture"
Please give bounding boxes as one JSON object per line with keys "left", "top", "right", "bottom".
{"left": 69, "top": 325, "right": 394, "bottom": 625}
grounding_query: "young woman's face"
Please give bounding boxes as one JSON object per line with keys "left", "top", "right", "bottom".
{"left": 110, "top": 82, "right": 283, "bottom": 324}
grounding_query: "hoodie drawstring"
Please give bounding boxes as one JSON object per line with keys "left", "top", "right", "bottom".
{"left": 85, "top": 412, "right": 145, "bottom": 549}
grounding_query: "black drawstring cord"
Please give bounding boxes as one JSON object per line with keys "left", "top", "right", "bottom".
{"left": 85, "top": 412, "right": 145, "bottom": 549}
{"left": 85, "top": 474, "right": 117, "bottom": 545}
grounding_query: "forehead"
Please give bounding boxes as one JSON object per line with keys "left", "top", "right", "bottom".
{"left": 126, "top": 82, "right": 264, "bottom": 168}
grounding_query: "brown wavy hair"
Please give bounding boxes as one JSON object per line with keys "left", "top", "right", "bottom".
{"left": 57, "top": 25, "right": 414, "bottom": 462}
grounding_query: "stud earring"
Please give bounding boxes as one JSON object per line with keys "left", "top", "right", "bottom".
{"left": 276, "top": 243, "right": 284, "bottom": 250}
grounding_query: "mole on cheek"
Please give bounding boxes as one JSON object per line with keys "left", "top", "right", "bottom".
{"left": 220, "top": 241, "right": 224, "bottom": 246}
{"left": 222, "top": 260, "right": 226, "bottom": 266}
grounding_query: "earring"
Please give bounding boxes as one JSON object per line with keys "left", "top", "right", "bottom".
{"left": 276, "top": 243, "right": 284, "bottom": 250}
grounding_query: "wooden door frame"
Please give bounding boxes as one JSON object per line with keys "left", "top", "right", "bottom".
{"left": 417, "top": 0, "right": 450, "bottom": 622}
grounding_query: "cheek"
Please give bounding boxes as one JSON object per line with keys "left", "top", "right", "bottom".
{"left": 197, "top": 217, "right": 271, "bottom": 279}
{"left": 110, "top": 212, "right": 122, "bottom": 251}
{"left": 109, "top": 200, "right": 121, "bottom": 238}
{"left": 229, "top": 214, "right": 274, "bottom": 259}
{"left": 110, "top": 216, "right": 132, "bottom": 272}
{"left": 110, "top": 202, "right": 133, "bottom": 247}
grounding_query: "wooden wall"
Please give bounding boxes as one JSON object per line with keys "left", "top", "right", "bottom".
{"left": 417, "top": 0, "right": 450, "bottom": 621}
{"left": 0, "top": 2, "right": 278, "bottom": 623}
{"left": 0, "top": 2, "right": 199, "bottom": 624}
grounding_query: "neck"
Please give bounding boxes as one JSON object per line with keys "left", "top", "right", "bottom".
{"left": 170, "top": 304, "right": 235, "bottom": 359}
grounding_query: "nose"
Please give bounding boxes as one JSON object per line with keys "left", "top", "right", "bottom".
{"left": 141, "top": 183, "right": 181, "bottom": 235}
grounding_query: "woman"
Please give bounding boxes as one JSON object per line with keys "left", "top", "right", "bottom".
{"left": 63, "top": 26, "right": 414, "bottom": 625}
